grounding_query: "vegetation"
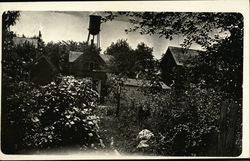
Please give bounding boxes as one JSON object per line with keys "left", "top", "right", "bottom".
{"left": 1, "top": 11, "right": 102, "bottom": 154}
{"left": 104, "top": 39, "right": 155, "bottom": 78}
{"left": 103, "top": 12, "right": 243, "bottom": 156}
{"left": 1, "top": 11, "right": 243, "bottom": 156}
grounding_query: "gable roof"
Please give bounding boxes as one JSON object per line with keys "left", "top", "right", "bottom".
{"left": 69, "top": 51, "right": 83, "bottom": 62}
{"left": 99, "top": 54, "right": 113, "bottom": 64}
{"left": 167, "top": 46, "right": 204, "bottom": 66}
{"left": 69, "top": 51, "right": 112, "bottom": 66}
{"left": 25, "top": 54, "right": 57, "bottom": 72}
{"left": 124, "top": 78, "right": 171, "bottom": 90}
{"left": 13, "top": 37, "right": 38, "bottom": 48}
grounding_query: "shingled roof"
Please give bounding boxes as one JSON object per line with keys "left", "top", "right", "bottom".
{"left": 69, "top": 51, "right": 83, "bottom": 62}
{"left": 167, "top": 46, "right": 204, "bottom": 66}
{"left": 99, "top": 54, "right": 113, "bottom": 64}
{"left": 69, "top": 51, "right": 113, "bottom": 64}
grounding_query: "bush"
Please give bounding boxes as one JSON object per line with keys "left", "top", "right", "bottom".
{"left": 138, "top": 82, "right": 241, "bottom": 156}
{"left": 2, "top": 75, "right": 102, "bottom": 153}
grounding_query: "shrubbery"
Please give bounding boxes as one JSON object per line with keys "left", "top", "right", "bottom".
{"left": 105, "top": 78, "right": 241, "bottom": 156}
{"left": 2, "top": 75, "right": 102, "bottom": 153}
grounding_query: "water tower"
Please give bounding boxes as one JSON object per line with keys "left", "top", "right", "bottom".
{"left": 87, "top": 13, "right": 102, "bottom": 48}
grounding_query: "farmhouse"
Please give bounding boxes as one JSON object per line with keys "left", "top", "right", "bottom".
{"left": 160, "top": 46, "right": 204, "bottom": 86}
{"left": 66, "top": 50, "right": 113, "bottom": 99}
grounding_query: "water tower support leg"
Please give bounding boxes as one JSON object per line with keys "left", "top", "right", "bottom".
{"left": 87, "top": 33, "right": 90, "bottom": 43}
{"left": 98, "top": 33, "right": 100, "bottom": 49}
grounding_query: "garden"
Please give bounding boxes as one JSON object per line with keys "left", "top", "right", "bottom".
{"left": 1, "top": 11, "right": 243, "bottom": 156}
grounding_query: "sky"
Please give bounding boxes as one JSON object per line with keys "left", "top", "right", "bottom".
{"left": 10, "top": 11, "right": 202, "bottom": 59}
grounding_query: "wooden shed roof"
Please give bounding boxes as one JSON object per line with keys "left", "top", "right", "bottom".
{"left": 167, "top": 46, "right": 204, "bottom": 66}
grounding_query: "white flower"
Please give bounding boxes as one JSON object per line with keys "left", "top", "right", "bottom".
{"left": 137, "top": 140, "right": 149, "bottom": 149}
{"left": 137, "top": 129, "right": 154, "bottom": 140}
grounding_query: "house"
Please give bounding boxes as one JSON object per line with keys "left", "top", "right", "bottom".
{"left": 25, "top": 54, "right": 57, "bottom": 85}
{"left": 13, "top": 37, "right": 38, "bottom": 48}
{"left": 160, "top": 46, "right": 204, "bottom": 86}
{"left": 66, "top": 50, "right": 113, "bottom": 99}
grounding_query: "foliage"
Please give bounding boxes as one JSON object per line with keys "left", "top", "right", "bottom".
{"left": 192, "top": 30, "right": 243, "bottom": 99}
{"left": 130, "top": 83, "right": 229, "bottom": 155}
{"left": 104, "top": 39, "right": 135, "bottom": 77}
{"left": 103, "top": 74, "right": 240, "bottom": 156}
{"left": 2, "top": 11, "right": 20, "bottom": 31}
{"left": 104, "top": 39, "right": 155, "bottom": 78}
{"left": 133, "top": 42, "right": 155, "bottom": 77}
{"left": 103, "top": 12, "right": 242, "bottom": 47}
{"left": 2, "top": 11, "right": 23, "bottom": 81}
{"left": 2, "top": 12, "right": 102, "bottom": 153}
{"left": 2, "top": 75, "right": 102, "bottom": 153}
{"left": 105, "top": 12, "right": 243, "bottom": 96}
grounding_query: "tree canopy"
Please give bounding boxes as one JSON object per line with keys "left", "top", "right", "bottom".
{"left": 104, "top": 39, "right": 155, "bottom": 78}
{"left": 103, "top": 12, "right": 243, "bottom": 48}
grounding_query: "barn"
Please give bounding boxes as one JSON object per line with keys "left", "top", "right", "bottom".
{"left": 160, "top": 46, "right": 204, "bottom": 86}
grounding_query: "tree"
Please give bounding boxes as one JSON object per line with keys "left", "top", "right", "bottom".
{"left": 104, "top": 39, "right": 135, "bottom": 77}
{"left": 104, "top": 39, "right": 156, "bottom": 78}
{"left": 133, "top": 42, "right": 154, "bottom": 78}
{"left": 37, "top": 30, "right": 45, "bottom": 54}
{"left": 103, "top": 12, "right": 242, "bottom": 47}
{"left": 2, "top": 11, "right": 21, "bottom": 80}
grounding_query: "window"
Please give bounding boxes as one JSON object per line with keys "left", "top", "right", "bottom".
{"left": 88, "top": 62, "right": 94, "bottom": 71}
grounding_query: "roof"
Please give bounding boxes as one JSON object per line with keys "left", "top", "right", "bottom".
{"left": 124, "top": 78, "right": 171, "bottom": 90}
{"left": 69, "top": 51, "right": 113, "bottom": 66}
{"left": 69, "top": 51, "right": 83, "bottom": 62}
{"left": 99, "top": 54, "right": 113, "bottom": 64}
{"left": 13, "top": 37, "right": 38, "bottom": 48}
{"left": 26, "top": 54, "right": 57, "bottom": 72}
{"left": 167, "top": 46, "right": 204, "bottom": 66}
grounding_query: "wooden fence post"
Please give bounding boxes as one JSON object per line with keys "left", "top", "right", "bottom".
{"left": 217, "top": 100, "right": 239, "bottom": 156}
{"left": 218, "top": 100, "right": 228, "bottom": 155}
{"left": 226, "top": 101, "right": 239, "bottom": 155}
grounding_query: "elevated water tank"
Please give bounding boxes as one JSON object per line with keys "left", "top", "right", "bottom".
{"left": 88, "top": 14, "right": 101, "bottom": 35}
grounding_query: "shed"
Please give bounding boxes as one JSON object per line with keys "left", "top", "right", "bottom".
{"left": 160, "top": 46, "right": 204, "bottom": 85}
{"left": 26, "top": 54, "right": 57, "bottom": 85}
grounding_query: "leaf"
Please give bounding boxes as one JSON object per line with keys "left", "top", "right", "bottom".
{"left": 31, "top": 116, "right": 39, "bottom": 123}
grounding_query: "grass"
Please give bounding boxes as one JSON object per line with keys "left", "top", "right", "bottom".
{"left": 96, "top": 104, "right": 142, "bottom": 155}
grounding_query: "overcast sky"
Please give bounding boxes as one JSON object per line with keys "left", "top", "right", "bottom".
{"left": 10, "top": 11, "right": 202, "bottom": 59}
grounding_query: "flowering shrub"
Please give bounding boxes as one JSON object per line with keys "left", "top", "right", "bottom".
{"left": 2, "top": 75, "right": 102, "bottom": 153}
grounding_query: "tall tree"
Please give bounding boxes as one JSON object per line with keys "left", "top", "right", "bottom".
{"left": 133, "top": 42, "right": 154, "bottom": 77}
{"left": 2, "top": 11, "right": 23, "bottom": 80}
{"left": 104, "top": 39, "right": 135, "bottom": 77}
{"left": 37, "top": 30, "right": 45, "bottom": 55}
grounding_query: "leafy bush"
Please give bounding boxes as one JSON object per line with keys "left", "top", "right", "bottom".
{"left": 2, "top": 75, "right": 102, "bottom": 153}
{"left": 138, "top": 82, "right": 241, "bottom": 156}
